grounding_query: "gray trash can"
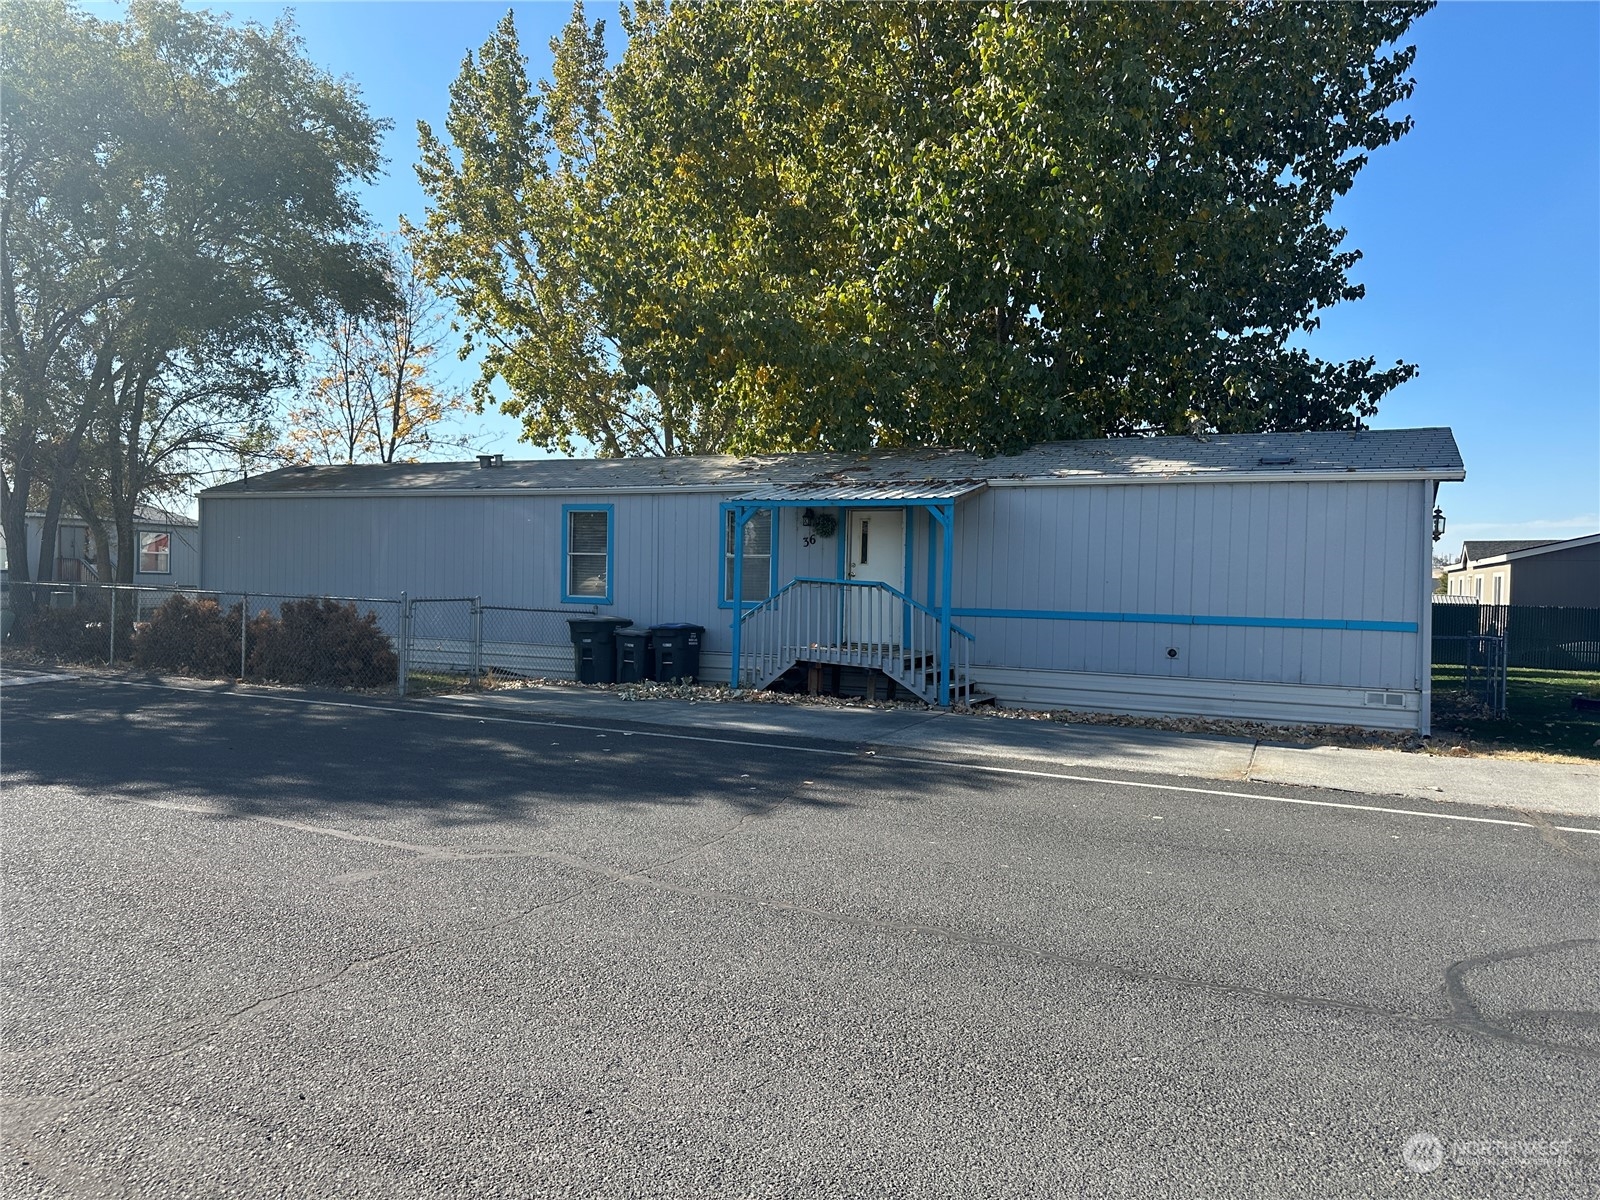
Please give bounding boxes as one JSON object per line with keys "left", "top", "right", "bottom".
{"left": 648, "top": 623, "right": 704, "bottom": 683}
{"left": 615, "top": 630, "right": 653, "bottom": 684}
{"left": 567, "top": 616, "right": 633, "bottom": 684}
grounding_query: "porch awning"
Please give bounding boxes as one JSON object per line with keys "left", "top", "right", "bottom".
{"left": 729, "top": 480, "right": 986, "bottom": 506}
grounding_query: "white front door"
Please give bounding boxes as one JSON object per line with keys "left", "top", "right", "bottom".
{"left": 845, "top": 509, "right": 904, "bottom": 647}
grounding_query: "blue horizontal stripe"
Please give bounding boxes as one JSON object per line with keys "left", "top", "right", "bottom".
{"left": 949, "top": 607, "right": 1416, "bottom": 634}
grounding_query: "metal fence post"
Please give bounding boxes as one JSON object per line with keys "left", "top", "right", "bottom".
{"left": 470, "top": 597, "right": 483, "bottom": 682}
{"left": 108, "top": 586, "right": 117, "bottom": 665}
{"left": 240, "top": 593, "right": 249, "bottom": 680}
{"left": 397, "top": 592, "right": 410, "bottom": 697}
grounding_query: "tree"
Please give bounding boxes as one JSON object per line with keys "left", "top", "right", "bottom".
{"left": 413, "top": 6, "right": 655, "bottom": 455}
{"left": 414, "top": 1, "right": 1430, "bottom": 457}
{"left": 0, "top": 0, "right": 390, "bottom": 583}
{"left": 279, "top": 239, "right": 477, "bottom": 465}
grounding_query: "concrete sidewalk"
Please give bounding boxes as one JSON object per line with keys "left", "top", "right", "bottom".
{"left": 438, "top": 686, "right": 1600, "bottom": 821}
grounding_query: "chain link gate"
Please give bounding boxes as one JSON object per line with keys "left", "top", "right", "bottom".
{"left": 400, "top": 596, "right": 481, "bottom": 694}
{"left": 1432, "top": 633, "right": 1508, "bottom": 717}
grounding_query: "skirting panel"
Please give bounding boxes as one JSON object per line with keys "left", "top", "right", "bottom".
{"left": 969, "top": 665, "right": 1423, "bottom": 732}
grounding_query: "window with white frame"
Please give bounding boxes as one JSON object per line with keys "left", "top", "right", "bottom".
{"left": 1492, "top": 574, "right": 1504, "bottom": 605}
{"left": 565, "top": 507, "right": 611, "bottom": 601}
{"left": 723, "top": 508, "right": 773, "bottom": 603}
{"left": 138, "top": 530, "right": 171, "bottom": 574}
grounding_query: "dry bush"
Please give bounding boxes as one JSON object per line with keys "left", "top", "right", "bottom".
{"left": 129, "top": 595, "right": 237, "bottom": 677}
{"left": 248, "top": 598, "right": 396, "bottom": 688}
{"left": 11, "top": 593, "right": 128, "bottom": 663}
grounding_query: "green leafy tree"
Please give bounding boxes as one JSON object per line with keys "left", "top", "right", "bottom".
{"left": 414, "top": 1, "right": 1430, "bottom": 458}
{"left": 0, "top": 0, "right": 391, "bottom": 583}
{"left": 413, "top": 6, "right": 654, "bottom": 454}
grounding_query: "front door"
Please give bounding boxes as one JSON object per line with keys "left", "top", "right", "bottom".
{"left": 56, "top": 525, "right": 87, "bottom": 580}
{"left": 845, "top": 509, "right": 905, "bottom": 647}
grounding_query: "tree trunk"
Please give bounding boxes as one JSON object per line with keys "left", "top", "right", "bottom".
{"left": 112, "top": 367, "right": 152, "bottom": 586}
{"left": 1, "top": 447, "right": 36, "bottom": 587}
{"left": 82, "top": 508, "right": 114, "bottom": 585}
{"left": 0, "top": 481, "right": 30, "bottom": 591}
{"left": 32, "top": 370, "right": 101, "bottom": 582}
{"left": 35, "top": 494, "right": 65, "bottom": 583}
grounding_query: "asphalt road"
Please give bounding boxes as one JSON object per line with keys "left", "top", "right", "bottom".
{"left": 2, "top": 675, "right": 1597, "bottom": 1199}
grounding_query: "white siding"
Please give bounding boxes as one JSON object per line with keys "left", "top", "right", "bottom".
{"left": 201, "top": 474, "right": 1433, "bottom": 728}
{"left": 949, "top": 479, "right": 1429, "bottom": 725}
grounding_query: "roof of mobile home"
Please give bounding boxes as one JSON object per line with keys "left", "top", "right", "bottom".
{"left": 203, "top": 427, "right": 1464, "bottom": 498}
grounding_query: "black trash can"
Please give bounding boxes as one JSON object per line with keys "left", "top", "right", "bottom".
{"left": 567, "top": 616, "right": 633, "bottom": 684}
{"left": 615, "top": 630, "right": 653, "bottom": 684}
{"left": 648, "top": 623, "right": 704, "bottom": 683}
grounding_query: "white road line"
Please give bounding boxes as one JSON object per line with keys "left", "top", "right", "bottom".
{"left": 0, "top": 671, "right": 78, "bottom": 687}
{"left": 66, "top": 677, "right": 1600, "bottom": 837}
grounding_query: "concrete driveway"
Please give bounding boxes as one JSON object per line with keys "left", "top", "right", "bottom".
{"left": 2, "top": 676, "right": 1597, "bottom": 1198}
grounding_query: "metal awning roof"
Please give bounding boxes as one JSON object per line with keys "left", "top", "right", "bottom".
{"left": 730, "top": 480, "right": 988, "bottom": 505}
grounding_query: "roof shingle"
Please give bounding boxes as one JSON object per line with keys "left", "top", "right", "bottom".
{"left": 203, "top": 427, "right": 1465, "bottom": 497}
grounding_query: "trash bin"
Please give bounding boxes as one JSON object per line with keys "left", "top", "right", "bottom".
{"left": 615, "top": 630, "right": 653, "bottom": 684}
{"left": 567, "top": 616, "right": 633, "bottom": 684}
{"left": 648, "top": 623, "right": 704, "bottom": 683}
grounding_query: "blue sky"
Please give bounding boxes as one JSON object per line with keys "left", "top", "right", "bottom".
{"left": 104, "top": 1, "right": 1599, "bottom": 554}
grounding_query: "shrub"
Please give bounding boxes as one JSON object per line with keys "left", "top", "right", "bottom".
{"left": 130, "top": 595, "right": 238, "bottom": 677}
{"left": 11, "top": 592, "right": 129, "bottom": 663}
{"left": 248, "top": 598, "right": 397, "bottom": 688}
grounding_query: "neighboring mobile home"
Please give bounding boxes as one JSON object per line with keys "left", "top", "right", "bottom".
{"left": 1, "top": 506, "right": 200, "bottom": 587}
{"left": 200, "top": 427, "right": 1464, "bottom": 732}
{"left": 1440, "top": 534, "right": 1600, "bottom": 607}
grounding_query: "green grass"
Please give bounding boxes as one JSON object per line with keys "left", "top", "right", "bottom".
{"left": 1432, "top": 665, "right": 1600, "bottom": 759}
{"left": 400, "top": 671, "right": 484, "bottom": 697}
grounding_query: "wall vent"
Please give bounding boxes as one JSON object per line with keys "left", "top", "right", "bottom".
{"left": 1364, "top": 691, "right": 1407, "bottom": 707}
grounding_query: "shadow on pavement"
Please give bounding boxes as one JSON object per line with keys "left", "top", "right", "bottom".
{"left": 1, "top": 678, "right": 1005, "bottom": 831}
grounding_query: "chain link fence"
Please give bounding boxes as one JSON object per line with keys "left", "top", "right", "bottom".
{"left": 398, "top": 597, "right": 596, "bottom": 692}
{"left": 398, "top": 601, "right": 473, "bottom": 694}
{"left": 1, "top": 581, "right": 596, "bottom": 697}
{"left": 1432, "top": 633, "right": 1508, "bottom": 717}
{"left": 480, "top": 604, "right": 591, "bottom": 680}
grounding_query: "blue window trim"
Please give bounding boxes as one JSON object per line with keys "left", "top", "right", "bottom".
{"left": 561, "top": 503, "right": 614, "bottom": 605}
{"left": 717, "top": 503, "right": 780, "bottom": 609}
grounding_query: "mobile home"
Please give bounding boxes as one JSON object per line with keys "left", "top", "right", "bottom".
{"left": 200, "top": 427, "right": 1464, "bottom": 731}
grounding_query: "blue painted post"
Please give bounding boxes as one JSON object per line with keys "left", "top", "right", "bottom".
{"left": 836, "top": 508, "right": 848, "bottom": 642}
{"left": 902, "top": 510, "right": 914, "bottom": 649}
{"left": 937, "top": 504, "right": 954, "bottom": 706}
{"left": 729, "top": 506, "right": 748, "bottom": 688}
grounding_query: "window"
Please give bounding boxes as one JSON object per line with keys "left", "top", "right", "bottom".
{"left": 563, "top": 505, "right": 612, "bottom": 603}
{"left": 721, "top": 507, "right": 773, "bottom": 605}
{"left": 137, "top": 530, "right": 170, "bottom": 574}
{"left": 1474, "top": 576, "right": 1482, "bottom": 601}
{"left": 1492, "top": 574, "right": 1504, "bottom": 605}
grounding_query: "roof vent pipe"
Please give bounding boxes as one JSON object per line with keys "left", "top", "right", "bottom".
{"left": 478, "top": 454, "right": 504, "bottom": 469}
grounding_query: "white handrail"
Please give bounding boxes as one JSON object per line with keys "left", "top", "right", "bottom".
{"left": 737, "top": 578, "right": 974, "bottom": 704}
